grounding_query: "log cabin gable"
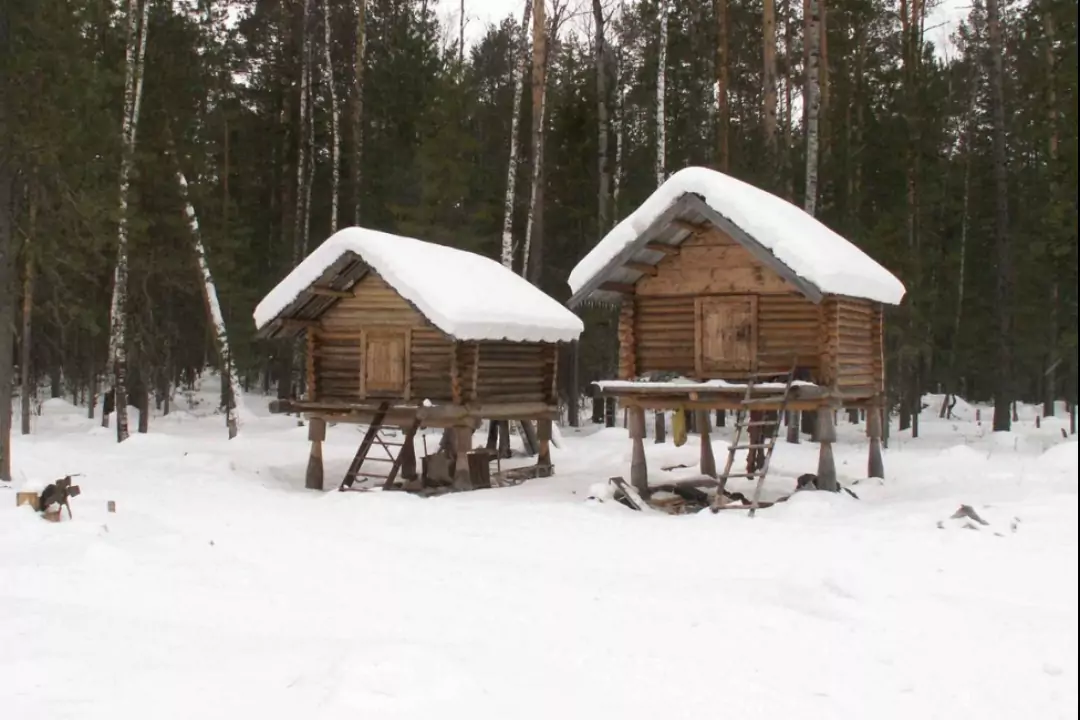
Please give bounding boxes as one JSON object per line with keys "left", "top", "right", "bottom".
{"left": 637, "top": 225, "right": 803, "bottom": 298}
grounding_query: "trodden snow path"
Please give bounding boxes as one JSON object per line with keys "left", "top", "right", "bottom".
{"left": 2, "top": 390, "right": 1077, "bottom": 720}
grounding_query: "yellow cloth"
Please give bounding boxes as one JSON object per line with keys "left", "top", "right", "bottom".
{"left": 672, "top": 408, "right": 687, "bottom": 447}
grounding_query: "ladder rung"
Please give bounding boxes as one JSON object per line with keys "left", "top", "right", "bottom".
{"left": 363, "top": 456, "right": 396, "bottom": 463}
{"left": 736, "top": 420, "right": 780, "bottom": 428}
{"left": 376, "top": 441, "right": 405, "bottom": 447}
{"left": 354, "top": 471, "right": 390, "bottom": 479}
{"left": 731, "top": 443, "right": 772, "bottom": 450}
{"left": 719, "top": 472, "right": 762, "bottom": 479}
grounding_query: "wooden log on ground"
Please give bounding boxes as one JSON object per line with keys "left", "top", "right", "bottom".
{"left": 468, "top": 449, "right": 493, "bottom": 489}
{"left": 306, "top": 417, "right": 327, "bottom": 491}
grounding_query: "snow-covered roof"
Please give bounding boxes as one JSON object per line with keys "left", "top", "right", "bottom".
{"left": 254, "top": 227, "right": 584, "bottom": 343}
{"left": 567, "top": 167, "right": 906, "bottom": 306}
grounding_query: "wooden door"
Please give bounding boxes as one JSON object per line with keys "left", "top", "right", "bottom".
{"left": 695, "top": 296, "right": 757, "bottom": 376}
{"left": 363, "top": 330, "right": 408, "bottom": 396}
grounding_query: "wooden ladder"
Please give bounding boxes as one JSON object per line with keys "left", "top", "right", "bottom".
{"left": 339, "top": 403, "right": 422, "bottom": 491}
{"left": 711, "top": 366, "right": 798, "bottom": 516}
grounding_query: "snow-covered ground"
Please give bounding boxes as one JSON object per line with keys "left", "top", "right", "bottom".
{"left": 3, "top": 380, "right": 1077, "bottom": 719}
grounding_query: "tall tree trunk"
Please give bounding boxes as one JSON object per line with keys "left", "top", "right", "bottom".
{"left": 592, "top": 0, "right": 611, "bottom": 236}
{"left": 655, "top": 0, "right": 668, "bottom": 187}
{"left": 106, "top": 0, "right": 150, "bottom": 442}
{"left": 714, "top": 0, "right": 729, "bottom": 172}
{"left": 500, "top": 0, "right": 533, "bottom": 270}
{"left": 0, "top": 99, "right": 11, "bottom": 480}
{"left": 293, "top": 0, "right": 314, "bottom": 264}
{"left": 782, "top": 0, "right": 794, "bottom": 198}
{"left": 1043, "top": 6, "right": 1059, "bottom": 417}
{"left": 803, "top": 0, "right": 821, "bottom": 215}
{"left": 763, "top": 0, "right": 778, "bottom": 182}
{"left": 175, "top": 164, "right": 246, "bottom": 438}
{"left": 522, "top": 0, "right": 547, "bottom": 283}
{"left": 986, "top": 0, "right": 1011, "bottom": 432}
{"left": 323, "top": 0, "right": 340, "bottom": 233}
{"left": 613, "top": 40, "right": 625, "bottom": 216}
{"left": 19, "top": 184, "right": 34, "bottom": 435}
{"left": 352, "top": 0, "right": 365, "bottom": 225}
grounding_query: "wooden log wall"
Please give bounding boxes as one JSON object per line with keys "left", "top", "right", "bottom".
{"left": 634, "top": 294, "right": 820, "bottom": 380}
{"left": 311, "top": 272, "right": 454, "bottom": 403}
{"left": 635, "top": 296, "right": 695, "bottom": 376}
{"left": 474, "top": 341, "right": 552, "bottom": 404}
{"left": 636, "top": 228, "right": 793, "bottom": 296}
{"left": 618, "top": 302, "right": 637, "bottom": 379}
{"left": 871, "top": 303, "right": 885, "bottom": 394}
{"left": 822, "top": 296, "right": 878, "bottom": 396}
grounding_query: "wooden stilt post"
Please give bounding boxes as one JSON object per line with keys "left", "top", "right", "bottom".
{"left": 306, "top": 417, "right": 327, "bottom": 491}
{"left": 400, "top": 430, "right": 418, "bottom": 481}
{"left": 654, "top": 411, "right": 666, "bottom": 443}
{"left": 537, "top": 418, "right": 552, "bottom": 476}
{"left": 452, "top": 426, "right": 474, "bottom": 490}
{"left": 715, "top": 409, "right": 725, "bottom": 427}
{"left": 867, "top": 403, "right": 885, "bottom": 479}
{"left": 628, "top": 405, "right": 648, "bottom": 495}
{"left": 787, "top": 411, "right": 801, "bottom": 443}
{"left": 816, "top": 406, "right": 838, "bottom": 492}
{"left": 698, "top": 410, "right": 716, "bottom": 478}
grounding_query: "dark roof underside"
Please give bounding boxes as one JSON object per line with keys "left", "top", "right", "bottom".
{"left": 256, "top": 252, "right": 369, "bottom": 340}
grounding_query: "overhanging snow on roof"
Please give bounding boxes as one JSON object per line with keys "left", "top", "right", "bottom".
{"left": 567, "top": 167, "right": 906, "bottom": 307}
{"left": 255, "top": 227, "right": 584, "bottom": 344}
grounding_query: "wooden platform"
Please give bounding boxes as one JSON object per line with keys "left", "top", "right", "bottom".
{"left": 591, "top": 379, "right": 880, "bottom": 412}
{"left": 270, "top": 398, "right": 559, "bottom": 428}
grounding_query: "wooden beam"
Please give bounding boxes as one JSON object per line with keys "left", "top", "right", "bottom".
{"left": 624, "top": 261, "right": 658, "bottom": 276}
{"left": 599, "top": 281, "right": 636, "bottom": 295}
{"left": 673, "top": 218, "right": 708, "bottom": 233}
{"left": 279, "top": 318, "right": 320, "bottom": 330}
{"left": 306, "top": 286, "right": 353, "bottom": 298}
{"left": 644, "top": 242, "right": 680, "bottom": 256}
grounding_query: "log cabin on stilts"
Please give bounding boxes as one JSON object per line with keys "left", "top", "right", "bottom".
{"left": 254, "top": 227, "right": 583, "bottom": 493}
{"left": 566, "top": 167, "right": 906, "bottom": 511}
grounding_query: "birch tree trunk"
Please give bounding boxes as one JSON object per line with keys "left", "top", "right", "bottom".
{"left": 175, "top": 167, "right": 246, "bottom": 438}
{"left": 500, "top": 0, "right": 533, "bottom": 270}
{"left": 293, "top": 0, "right": 314, "bottom": 265}
{"left": 106, "top": 0, "right": 150, "bottom": 442}
{"left": 714, "top": 0, "right": 729, "bottom": 172}
{"left": 592, "top": 0, "right": 610, "bottom": 236}
{"left": 323, "top": 0, "right": 340, "bottom": 233}
{"left": 986, "top": 0, "right": 1012, "bottom": 432}
{"left": 655, "top": 0, "right": 668, "bottom": 187}
{"left": 352, "top": 0, "right": 366, "bottom": 225}
{"left": 522, "top": 0, "right": 547, "bottom": 283}
{"left": 782, "top": 0, "right": 794, "bottom": 199}
{"left": 763, "top": 0, "right": 778, "bottom": 178}
{"left": 803, "top": 0, "right": 821, "bottom": 216}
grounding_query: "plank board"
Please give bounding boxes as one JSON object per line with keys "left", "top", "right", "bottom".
{"left": 695, "top": 296, "right": 758, "bottom": 374}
